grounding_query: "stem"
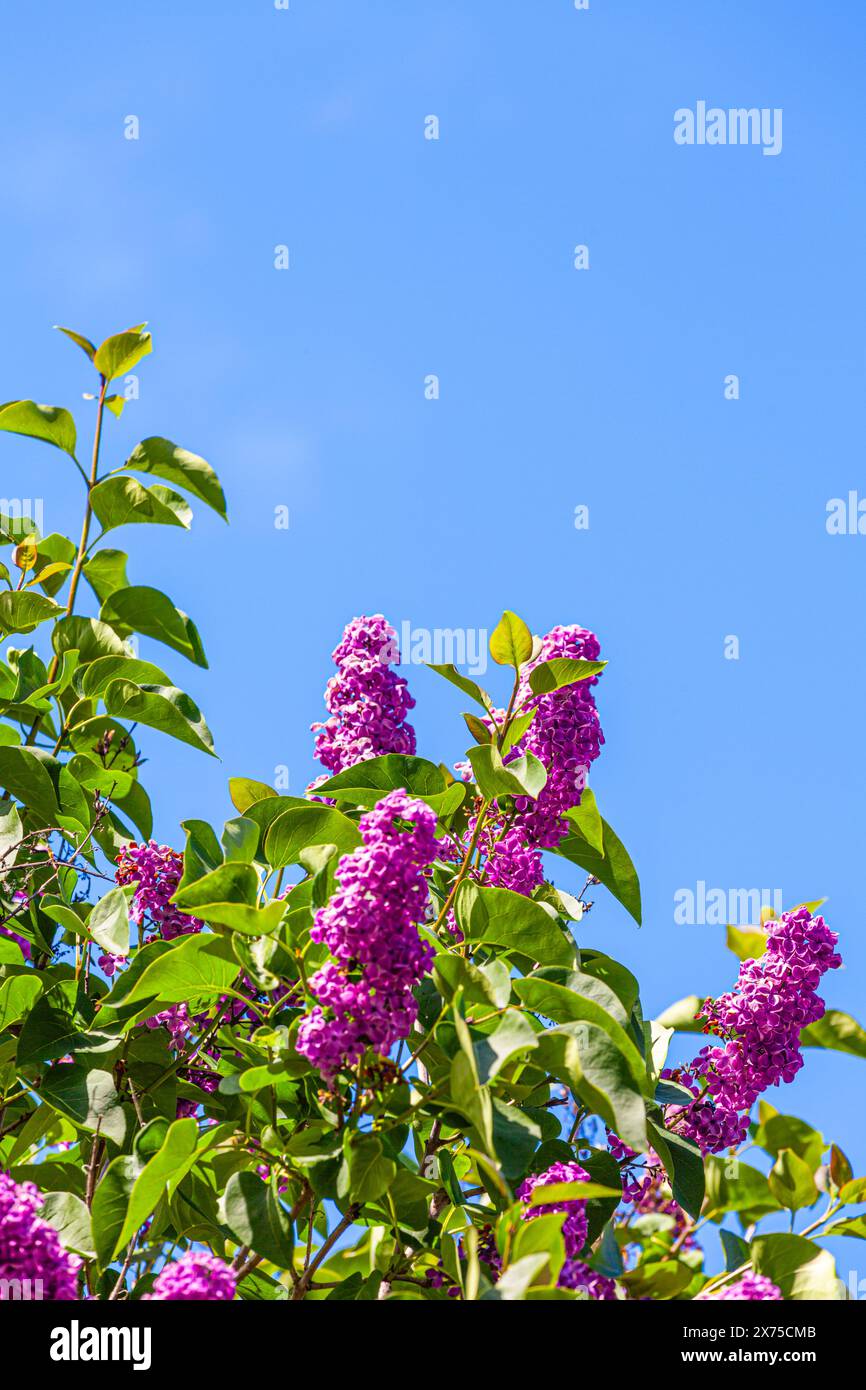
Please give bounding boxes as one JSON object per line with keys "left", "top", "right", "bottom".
{"left": 26, "top": 375, "right": 109, "bottom": 751}
{"left": 292, "top": 1204, "right": 360, "bottom": 1300}
{"left": 431, "top": 798, "right": 491, "bottom": 935}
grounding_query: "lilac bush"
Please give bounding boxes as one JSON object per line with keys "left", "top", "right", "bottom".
{"left": 0, "top": 334, "right": 861, "bottom": 1304}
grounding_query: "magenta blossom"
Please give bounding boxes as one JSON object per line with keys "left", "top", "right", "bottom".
{"left": 148, "top": 1250, "right": 236, "bottom": 1301}
{"left": 0, "top": 1172, "right": 80, "bottom": 1300}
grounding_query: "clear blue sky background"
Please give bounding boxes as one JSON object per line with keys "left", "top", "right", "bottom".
{"left": 2, "top": 0, "right": 864, "bottom": 1274}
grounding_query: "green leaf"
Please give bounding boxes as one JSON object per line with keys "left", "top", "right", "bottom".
{"left": 53, "top": 615, "right": 130, "bottom": 663}
{"left": 646, "top": 1120, "right": 705, "bottom": 1221}
{"left": 310, "top": 754, "right": 446, "bottom": 808}
{"left": 177, "top": 817, "right": 223, "bottom": 892}
{"left": 118, "top": 932, "right": 238, "bottom": 1012}
{"left": 113, "top": 1118, "right": 198, "bottom": 1255}
{"left": 751, "top": 1107, "right": 825, "bottom": 1171}
{"left": 100, "top": 586, "right": 207, "bottom": 667}
{"left": 40, "top": 1190, "right": 95, "bottom": 1259}
{"left": 489, "top": 611, "right": 533, "bottom": 668}
{"left": 0, "top": 400, "right": 77, "bottom": 457}
{"left": 527, "top": 657, "right": 606, "bottom": 696}
{"left": 473, "top": 1012, "right": 539, "bottom": 1085}
{"left": 825, "top": 1215, "right": 866, "bottom": 1239}
{"left": 32, "top": 533, "right": 76, "bottom": 597}
{"left": 341, "top": 1134, "right": 397, "bottom": 1205}
{"left": 124, "top": 437, "right": 227, "bottom": 520}
{"left": 463, "top": 712, "right": 492, "bottom": 745}
{"left": 0, "top": 745, "right": 60, "bottom": 824}
{"left": 566, "top": 786, "right": 603, "bottom": 854}
{"left": 450, "top": 1051, "right": 495, "bottom": 1154}
{"left": 88, "top": 887, "right": 131, "bottom": 957}
{"left": 457, "top": 884, "right": 577, "bottom": 970}
{"left": 703, "top": 1155, "right": 782, "bottom": 1223}
{"left": 556, "top": 808, "right": 641, "bottom": 926}
{"left": 513, "top": 967, "right": 629, "bottom": 1028}
{"left": 82, "top": 549, "right": 130, "bottom": 603}
{"left": 0, "top": 797, "right": 23, "bottom": 859}
{"left": 830, "top": 1144, "right": 854, "bottom": 1192}
{"left": 0, "top": 590, "right": 62, "bottom": 635}
{"left": 534, "top": 1023, "right": 648, "bottom": 1150}
{"left": 726, "top": 924, "right": 769, "bottom": 961}
{"left": 768, "top": 1149, "right": 820, "bottom": 1211}
{"left": 467, "top": 745, "right": 547, "bottom": 801}
{"left": 801, "top": 1009, "right": 866, "bottom": 1059}
{"left": 55, "top": 325, "right": 97, "bottom": 362}
{"left": 527, "top": 1181, "right": 622, "bottom": 1205}
{"left": 219, "top": 1171, "right": 294, "bottom": 1268}
{"left": 489, "top": 1253, "right": 550, "bottom": 1300}
{"left": 434, "top": 955, "right": 511, "bottom": 1010}
{"left": 0, "top": 974, "right": 42, "bottom": 1030}
{"left": 93, "top": 325, "right": 152, "bottom": 381}
{"left": 79, "top": 655, "right": 171, "bottom": 698}
{"left": 91, "top": 1155, "right": 140, "bottom": 1267}
{"left": 229, "top": 778, "right": 277, "bottom": 814}
{"left": 172, "top": 864, "right": 286, "bottom": 936}
{"left": 90, "top": 476, "right": 192, "bottom": 534}
{"left": 426, "top": 663, "right": 494, "bottom": 713}
{"left": 39, "top": 1066, "right": 129, "bottom": 1146}
{"left": 264, "top": 805, "right": 362, "bottom": 870}
{"left": 751, "top": 1233, "right": 843, "bottom": 1300}
{"left": 719, "top": 1228, "right": 750, "bottom": 1272}
{"left": 491, "top": 1101, "right": 542, "bottom": 1180}
{"left": 653, "top": 995, "right": 705, "bottom": 1033}
{"left": 221, "top": 816, "right": 259, "bottom": 863}
{"left": 103, "top": 680, "right": 216, "bottom": 756}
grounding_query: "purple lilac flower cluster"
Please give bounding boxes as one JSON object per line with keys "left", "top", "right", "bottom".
{"left": 704, "top": 1272, "right": 782, "bottom": 1301}
{"left": 148, "top": 1250, "right": 236, "bottom": 1301}
{"left": 450, "top": 626, "right": 604, "bottom": 898}
{"left": 517, "top": 1161, "right": 591, "bottom": 1260}
{"left": 517, "top": 1161, "right": 621, "bottom": 1299}
{"left": 666, "top": 908, "right": 841, "bottom": 1154}
{"left": 558, "top": 1260, "right": 619, "bottom": 1299}
{"left": 310, "top": 615, "right": 416, "bottom": 783}
{"left": 0, "top": 1172, "right": 80, "bottom": 1300}
{"left": 511, "top": 624, "right": 604, "bottom": 851}
{"left": 296, "top": 788, "right": 438, "bottom": 1081}
{"left": 115, "top": 841, "right": 203, "bottom": 942}
{"left": 607, "top": 1134, "right": 695, "bottom": 1251}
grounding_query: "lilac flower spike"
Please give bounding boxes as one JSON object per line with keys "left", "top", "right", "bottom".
{"left": 148, "top": 1250, "right": 236, "bottom": 1301}
{"left": 311, "top": 614, "right": 416, "bottom": 780}
{"left": 115, "top": 841, "right": 203, "bottom": 941}
{"left": 0, "top": 1172, "right": 80, "bottom": 1300}
{"left": 297, "top": 788, "right": 438, "bottom": 1081}
{"left": 667, "top": 907, "right": 841, "bottom": 1153}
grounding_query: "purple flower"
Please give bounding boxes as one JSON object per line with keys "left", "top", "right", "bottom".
{"left": 310, "top": 615, "right": 416, "bottom": 781}
{"left": 115, "top": 841, "right": 203, "bottom": 941}
{"left": 0, "top": 1172, "right": 80, "bottom": 1300}
{"left": 558, "top": 1260, "right": 619, "bottom": 1299}
{"left": 511, "top": 624, "right": 604, "bottom": 852}
{"left": 667, "top": 908, "right": 842, "bottom": 1154}
{"left": 704, "top": 1272, "right": 782, "bottom": 1301}
{"left": 148, "top": 1250, "right": 236, "bottom": 1301}
{"left": 297, "top": 788, "right": 438, "bottom": 1080}
{"left": 517, "top": 1161, "right": 592, "bottom": 1259}
{"left": 448, "top": 626, "right": 605, "bottom": 899}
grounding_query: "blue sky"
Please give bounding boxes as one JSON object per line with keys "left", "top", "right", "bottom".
{"left": 2, "top": 0, "right": 864, "bottom": 1270}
